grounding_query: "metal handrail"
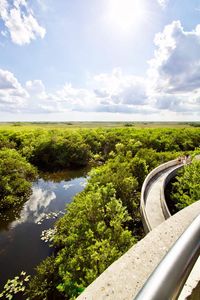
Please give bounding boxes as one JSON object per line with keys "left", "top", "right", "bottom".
{"left": 134, "top": 214, "right": 200, "bottom": 300}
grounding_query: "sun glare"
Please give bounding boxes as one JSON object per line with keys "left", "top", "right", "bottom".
{"left": 106, "top": 0, "right": 146, "bottom": 32}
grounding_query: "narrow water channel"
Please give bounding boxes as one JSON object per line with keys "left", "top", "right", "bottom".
{"left": 0, "top": 168, "right": 89, "bottom": 293}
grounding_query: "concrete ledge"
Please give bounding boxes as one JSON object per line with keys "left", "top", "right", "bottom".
{"left": 77, "top": 200, "right": 200, "bottom": 300}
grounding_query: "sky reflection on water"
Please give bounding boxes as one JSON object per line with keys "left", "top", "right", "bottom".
{"left": 0, "top": 169, "right": 88, "bottom": 292}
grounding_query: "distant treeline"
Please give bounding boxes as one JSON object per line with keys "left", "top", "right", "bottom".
{"left": 187, "top": 122, "right": 200, "bottom": 127}
{"left": 0, "top": 127, "right": 200, "bottom": 170}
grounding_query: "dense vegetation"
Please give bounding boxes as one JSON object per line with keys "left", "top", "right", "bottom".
{"left": 0, "top": 126, "right": 200, "bottom": 299}
{"left": 0, "top": 148, "right": 37, "bottom": 210}
{"left": 0, "top": 127, "right": 199, "bottom": 163}
{"left": 170, "top": 157, "right": 200, "bottom": 211}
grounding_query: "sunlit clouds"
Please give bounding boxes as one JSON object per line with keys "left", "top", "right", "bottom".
{"left": 0, "top": 0, "right": 199, "bottom": 121}
{"left": 0, "top": 0, "right": 46, "bottom": 45}
{"left": 1, "top": 18, "right": 200, "bottom": 122}
{"left": 0, "top": 69, "right": 28, "bottom": 112}
{"left": 148, "top": 21, "right": 200, "bottom": 114}
{"left": 149, "top": 21, "right": 200, "bottom": 93}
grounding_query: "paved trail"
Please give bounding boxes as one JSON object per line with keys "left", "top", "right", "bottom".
{"left": 144, "top": 164, "right": 182, "bottom": 230}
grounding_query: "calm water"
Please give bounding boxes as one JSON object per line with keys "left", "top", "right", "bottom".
{"left": 0, "top": 168, "right": 89, "bottom": 292}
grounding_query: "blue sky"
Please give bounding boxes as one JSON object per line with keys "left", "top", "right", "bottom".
{"left": 0, "top": 0, "right": 200, "bottom": 121}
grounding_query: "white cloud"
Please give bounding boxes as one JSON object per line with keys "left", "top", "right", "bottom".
{"left": 0, "top": 69, "right": 28, "bottom": 112}
{"left": 153, "top": 93, "right": 200, "bottom": 113}
{"left": 49, "top": 69, "right": 150, "bottom": 114}
{"left": 22, "top": 69, "right": 150, "bottom": 115}
{"left": 26, "top": 80, "right": 46, "bottom": 96}
{"left": 0, "top": 68, "right": 153, "bottom": 115}
{"left": 0, "top": 0, "right": 46, "bottom": 45}
{"left": 147, "top": 21, "right": 200, "bottom": 115}
{"left": 92, "top": 68, "right": 148, "bottom": 106}
{"left": 157, "top": 0, "right": 169, "bottom": 9}
{"left": 1, "top": 30, "right": 7, "bottom": 37}
{"left": 0, "top": 59, "right": 199, "bottom": 119}
{"left": 149, "top": 21, "right": 200, "bottom": 93}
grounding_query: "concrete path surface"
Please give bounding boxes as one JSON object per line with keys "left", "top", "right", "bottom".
{"left": 144, "top": 164, "right": 182, "bottom": 230}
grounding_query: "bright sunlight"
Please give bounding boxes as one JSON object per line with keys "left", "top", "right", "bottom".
{"left": 106, "top": 0, "right": 146, "bottom": 32}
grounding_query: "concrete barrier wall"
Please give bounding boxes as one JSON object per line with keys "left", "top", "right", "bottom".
{"left": 140, "top": 159, "right": 181, "bottom": 232}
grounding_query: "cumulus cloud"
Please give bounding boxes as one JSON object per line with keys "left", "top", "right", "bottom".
{"left": 92, "top": 68, "right": 148, "bottom": 106}
{"left": 0, "top": 58, "right": 199, "bottom": 118}
{"left": 153, "top": 93, "right": 199, "bottom": 113}
{"left": 0, "top": 0, "right": 46, "bottom": 45}
{"left": 0, "top": 67, "right": 154, "bottom": 115}
{"left": 20, "top": 69, "right": 151, "bottom": 115}
{"left": 147, "top": 21, "right": 200, "bottom": 115}
{"left": 0, "top": 69, "right": 28, "bottom": 112}
{"left": 26, "top": 80, "right": 46, "bottom": 96}
{"left": 149, "top": 21, "right": 200, "bottom": 93}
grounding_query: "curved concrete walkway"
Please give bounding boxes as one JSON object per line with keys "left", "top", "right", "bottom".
{"left": 144, "top": 163, "right": 182, "bottom": 230}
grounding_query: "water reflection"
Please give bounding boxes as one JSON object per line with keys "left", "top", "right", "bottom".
{"left": 40, "top": 167, "right": 90, "bottom": 182}
{"left": 63, "top": 183, "right": 74, "bottom": 190}
{"left": 11, "top": 187, "right": 56, "bottom": 228}
{"left": 10, "top": 176, "right": 89, "bottom": 228}
{"left": 0, "top": 169, "right": 88, "bottom": 292}
{"left": 0, "top": 207, "right": 23, "bottom": 231}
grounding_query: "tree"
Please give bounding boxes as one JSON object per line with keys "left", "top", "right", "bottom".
{"left": 171, "top": 159, "right": 200, "bottom": 210}
{"left": 27, "top": 183, "right": 135, "bottom": 300}
{"left": 26, "top": 256, "right": 63, "bottom": 300}
{"left": 0, "top": 148, "right": 37, "bottom": 210}
{"left": 31, "top": 136, "right": 90, "bottom": 171}
{"left": 53, "top": 183, "right": 135, "bottom": 299}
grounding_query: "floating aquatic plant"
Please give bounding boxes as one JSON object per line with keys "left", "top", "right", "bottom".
{"left": 36, "top": 211, "right": 64, "bottom": 225}
{"left": 40, "top": 228, "right": 57, "bottom": 243}
{"left": 0, "top": 271, "right": 30, "bottom": 299}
